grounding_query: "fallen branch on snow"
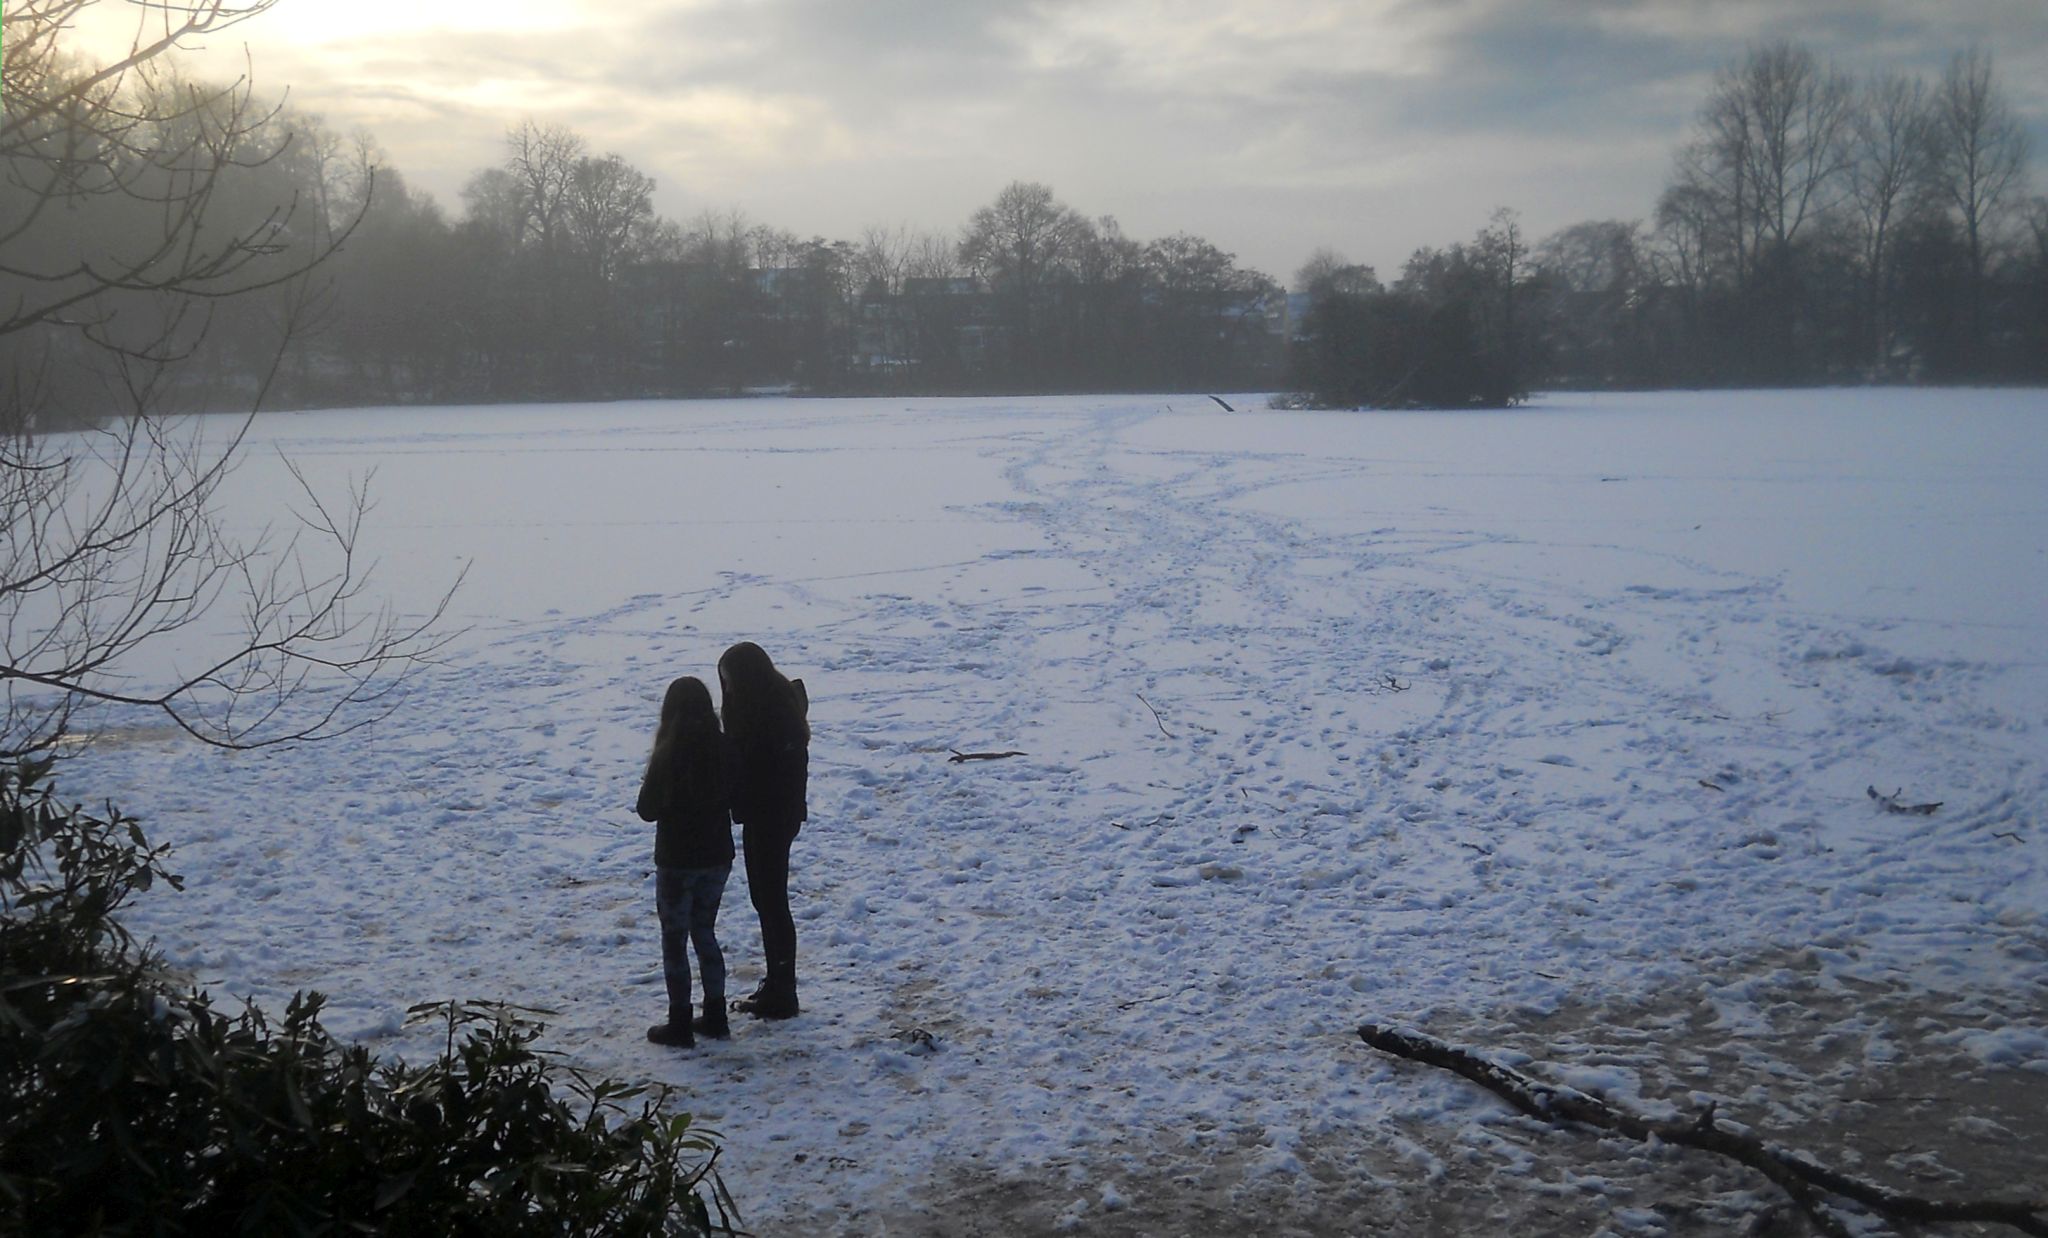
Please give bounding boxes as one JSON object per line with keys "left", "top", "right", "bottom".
{"left": 1136, "top": 693, "right": 1174, "bottom": 740}
{"left": 1868, "top": 785, "right": 1942, "bottom": 815}
{"left": 1117, "top": 984, "right": 1201, "bottom": 1010}
{"left": 1356, "top": 1022, "right": 2047, "bottom": 1237}
{"left": 948, "top": 749, "right": 1025, "bottom": 763}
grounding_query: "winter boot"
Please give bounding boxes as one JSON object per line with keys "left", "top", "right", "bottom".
{"left": 693, "top": 998, "right": 731, "bottom": 1040}
{"left": 744, "top": 962, "right": 799, "bottom": 1020}
{"left": 646, "top": 1020, "right": 694, "bottom": 1048}
{"left": 731, "top": 977, "right": 771, "bottom": 1015}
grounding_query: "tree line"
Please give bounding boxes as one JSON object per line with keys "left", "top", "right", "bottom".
{"left": 1293, "top": 41, "right": 2044, "bottom": 406}
{"left": 6, "top": 25, "right": 2043, "bottom": 424}
{"left": 229, "top": 128, "right": 1291, "bottom": 406}
{"left": 1551, "top": 40, "right": 2041, "bottom": 389}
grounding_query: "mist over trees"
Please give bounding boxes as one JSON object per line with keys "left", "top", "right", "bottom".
{"left": 1543, "top": 39, "right": 2042, "bottom": 391}
{"left": 9, "top": 23, "right": 2044, "bottom": 416}
{"left": 2, "top": 0, "right": 458, "bottom": 755}
{"left": 1295, "top": 39, "right": 2043, "bottom": 405}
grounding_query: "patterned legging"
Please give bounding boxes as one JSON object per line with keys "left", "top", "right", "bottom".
{"left": 655, "top": 864, "right": 729, "bottom": 1019}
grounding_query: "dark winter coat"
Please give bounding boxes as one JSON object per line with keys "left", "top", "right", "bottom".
{"left": 636, "top": 730, "right": 734, "bottom": 870}
{"left": 727, "top": 678, "right": 808, "bottom": 827}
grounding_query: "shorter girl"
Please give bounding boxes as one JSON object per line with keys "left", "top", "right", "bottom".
{"left": 635, "top": 676, "right": 734, "bottom": 1047}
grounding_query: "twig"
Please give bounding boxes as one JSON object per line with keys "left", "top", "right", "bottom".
{"left": 949, "top": 749, "right": 1024, "bottom": 763}
{"left": 1117, "top": 984, "right": 1201, "bottom": 1011}
{"left": 1868, "top": 785, "right": 1942, "bottom": 815}
{"left": 1357, "top": 1023, "right": 2048, "bottom": 1236}
{"left": 1136, "top": 693, "right": 1174, "bottom": 740}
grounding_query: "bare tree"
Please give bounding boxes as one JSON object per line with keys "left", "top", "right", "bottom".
{"left": 958, "top": 182, "right": 1094, "bottom": 381}
{"left": 505, "top": 119, "right": 586, "bottom": 257}
{"left": 854, "top": 225, "right": 916, "bottom": 299}
{"left": 1848, "top": 71, "right": 1934, "bottom": 373}
{"left": 1, "top": 0, "right": 458, "bottom": 758}
{"left": 905, "top": 229, "right": 963, "bottom": 284}
{"left": 1664, "top": 40, "right": 1855, "bottom": 378}
{"left": 1673, "top": 41, "right": 1854, "bottom": 285}
{"left": 1927, "top": 46, "right": 2033, "bottom": 356}
{"left": 458, "top": 167, "right": 527, "bottom": 253}
{"left": 1293, "top": 248, "right": 1381, "bottom": 297}
{"left": 1536, "top": 221, "right": 1644, "bottom": 297}
{"left": 1476, "top": 207, "right": 1531, "bottom": 392}
{"left": 959, "top": 182, "right": 1093, "bottom": 291}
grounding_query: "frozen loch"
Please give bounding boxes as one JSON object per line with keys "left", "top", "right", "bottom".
{"left": 66, "top": 388, "right": 2048, "bottom": 1232}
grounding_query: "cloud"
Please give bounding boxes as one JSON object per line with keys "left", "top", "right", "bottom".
{"left": 77, "top": 0, "right": 2048, "bottom": 281}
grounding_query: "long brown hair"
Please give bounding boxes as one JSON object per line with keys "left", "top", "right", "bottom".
{"left": 645, "top": 676, "right": 720, "bottom": 811}
{"left": 717, "top": 641, "right": 808, "bottom": 749}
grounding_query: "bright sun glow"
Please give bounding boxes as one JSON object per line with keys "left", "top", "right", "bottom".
{"left": 61, "top": 0, "right": 579, "bottom": 66}
{"left": 257, "top": 0, "right": 576, "bottom": 42}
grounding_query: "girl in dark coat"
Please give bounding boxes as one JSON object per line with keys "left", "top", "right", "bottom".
{"left": 636, "top": 676, "right": 734, "bottom": 1047}
{"left": 717, "top": 641, "right": 809, "bottom": 1019}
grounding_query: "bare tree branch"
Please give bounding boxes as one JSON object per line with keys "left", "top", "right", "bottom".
{"left": 1359, "top": 1022, "right": 2048, "bottom": 1236}
{"left": 1, "top": 0, "right": 458, "bottom": 758}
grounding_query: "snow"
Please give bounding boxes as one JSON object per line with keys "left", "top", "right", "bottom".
{"left": 58, "top": 388, "right": 2048, "bottom": 1230}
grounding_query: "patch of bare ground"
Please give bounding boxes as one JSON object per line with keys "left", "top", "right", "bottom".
{"left": 852, "top": 956, "right": 2045, "bottom": 1236}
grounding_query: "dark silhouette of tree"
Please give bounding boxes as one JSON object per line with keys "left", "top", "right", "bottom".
{"left": 1140, "top": 233, "right": 1279, "bottom": 388}
{"left": 1847, "top": 71, "right": 1935, "bottom": 375}
{"left": 330, "top": 161, "right": 461, "bottom": 400}
{"left": 1660, "top": 41, "right": 1857, "bottom": 381}
{"left": 1534, "top": 220, "right": 1662, "bottom": 387}
{"left": 1289, "top": 214, "right": 1534, "bottom": 409}
{"left": 959, "top": 182, "right": 1094, "bottom": 385}
{"left": 1926, "top": 47, "right": 2032, "bottom": 371}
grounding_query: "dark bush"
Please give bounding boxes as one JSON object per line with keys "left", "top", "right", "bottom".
{"left": 1, "top": 760, "right": 736, "bottom": 1236}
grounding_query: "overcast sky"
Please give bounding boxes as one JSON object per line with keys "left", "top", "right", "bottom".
{"left": 81, "top": 0, "right": 2048, "bottom": 282}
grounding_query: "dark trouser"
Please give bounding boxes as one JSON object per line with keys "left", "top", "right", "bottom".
{"left": 655, "top": 864, "right": 730, "bottom": 1023}
{"left": 742, "top": 817, "right": 801, "bottom": 974}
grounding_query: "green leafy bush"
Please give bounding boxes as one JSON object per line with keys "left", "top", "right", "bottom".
{"left": 1, "top": 760, "right": 737, "bottom": 1236}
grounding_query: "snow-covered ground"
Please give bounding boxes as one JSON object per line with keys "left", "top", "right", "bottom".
{"left": 64, "top": 390, "right": 2048, "bottom": 1232}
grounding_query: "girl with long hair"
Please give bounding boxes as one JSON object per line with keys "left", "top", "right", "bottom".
{"left": 635, "top": 676, "right": 734, "bottom": 1047}
{"left": 717, "top": 641, "right": 809, "bottom": 1019}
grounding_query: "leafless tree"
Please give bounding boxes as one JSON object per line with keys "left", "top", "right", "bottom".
{"left": 904, "top": 229, "right": 963, "bottom": 284}
{"left": 958, "top": 182, "right": 1094, "bottom": 379}
{"left": 1, "top": 0, "right": 459, "bottom": 758}
{"left": 1675, "top": 40, "right": 1855, "bottom": 285}
{"left": 1848, "top": 71, "right": 1934, "bottom": 372}
{"left": 458, "top": 166, "right": 527, "bottom": 253}
{"left": 958, "top": 182, "right": 1093, "bottom": 292}
{"left": 1293, "top": 248, "right": 1380, "bottom": 297}
{"left": 1926, "top": 46, "right": 2033, "bottom": 351}
{"left": 1476, "top": 207, "right": 1530, "bottom": 382}
{"left": 505, "top": 119, "right": 585, "bottom": 257}
{"left": 565, "top": 153, "right": 654, "bottom": 284}
{"left": 1536, "top": 221, "right": 1644, "bottom": 297}
{"left": 854, "top": 225, "right": 915, "bottom": 299}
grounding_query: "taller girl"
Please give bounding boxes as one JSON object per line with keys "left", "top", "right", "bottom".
{"left": 718, "top": 641, "right": 810, "bottom": 1020}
